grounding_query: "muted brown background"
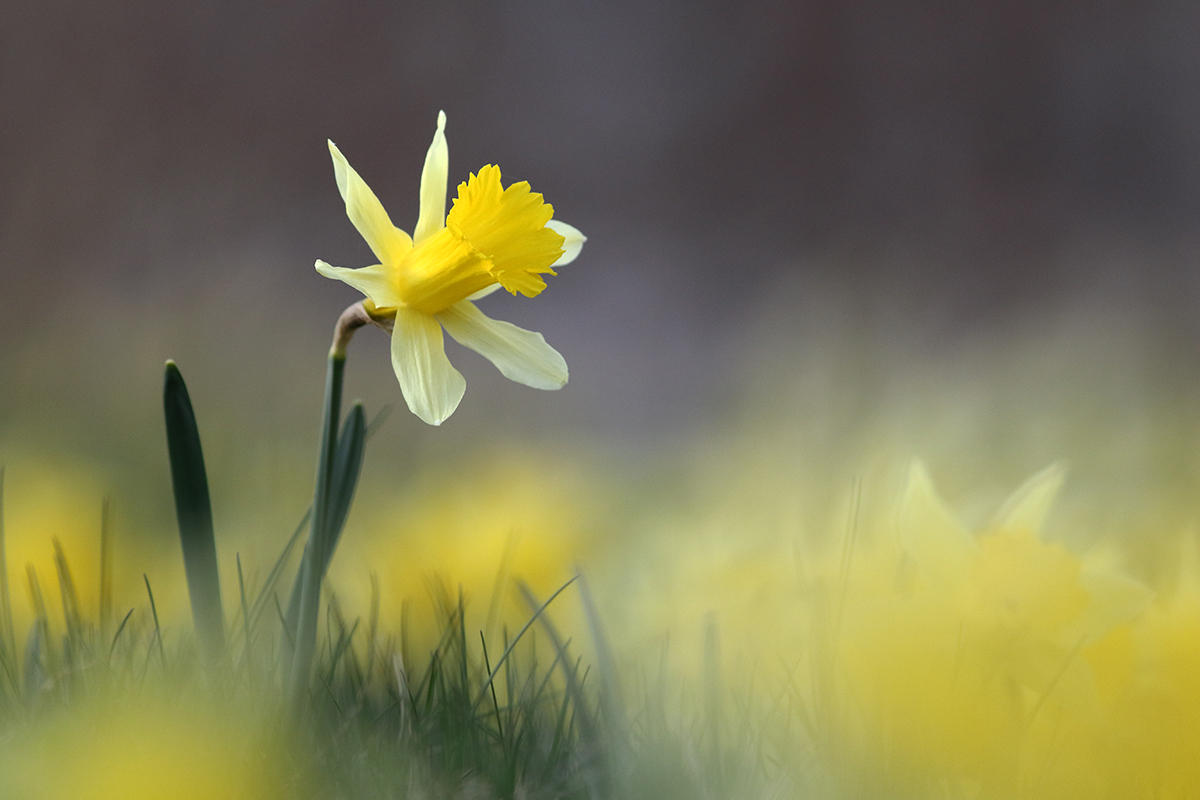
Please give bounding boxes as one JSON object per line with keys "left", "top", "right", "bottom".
{"left": 3, "top": 0, "right": 1200, "bottom": 540}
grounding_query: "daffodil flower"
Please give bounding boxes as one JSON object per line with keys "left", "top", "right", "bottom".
{"left": 316, "top": 111, "right": 586, "bottom": 425}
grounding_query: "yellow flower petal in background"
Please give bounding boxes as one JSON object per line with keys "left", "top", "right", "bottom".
{"left": 437, "top": 300, "right": 568, "bottom": 390}
{"left": 896, "top": 461, "right": 971, "bottom": 590}
{"left": 1083, "top": 534, "right": 1200, "bottom": 798}
{"left": 329, "top": 446, "right": 598, "bottom": 664}
{"left": 990, "top": 461, "right": 1065, "bottom": 533}
{"left": 827, "top": 464, "right": 1147, "bottom": 794}
{"left": 1072, "top": 547, "right": 1152, "bottom": 647}
{"left": 0, "top": 455, "right": 107, "bottom": 640}
{"left": 0, "top": 694, "right": 292, "bottom": 800}
{"left": 391, "top": 306, "right": 465, "bottom": 425}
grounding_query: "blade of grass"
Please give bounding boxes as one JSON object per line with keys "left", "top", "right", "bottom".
{"left": 0, "top": 470, "right": 16, "bottom": 695}
{"left": 237, "top": 554, "right": 252, "bottom": 671}
{"left": 365, "top": 572, "right": 380, "bottom": 687}
{"left": 471, "top": 575, "right": 578, "bottom": 713}
{"left": 325, "top": 618, "right": 360, "bottom": 684}
{"left": 390, "top": 652, "right": 410, "bottom": 734}
{"left": 365, "top": 403, "right": 393, "bottom": 438}
{"left": 484, "top": 531, "right": 518, "bottom": 642}
{"left": 25, "top": 566, "right": 54, "bottom": 688}
{"left": 480, "top": 631, "right": 505, "bottom": 750}
{"left": 273, "top": 593, "right": 295, "bottom": 651}
{"left": 518, "top": 580, "right": 608, "bottom": 798}
{"left": 22, "top": 622, "right": 44, "bottom": 703}
{"left": 0, "top": 468, "right": 13, "bottom": 669}
{"left": 99, "top": 497, "right": 113, "bottom": 639}
{"left": 577, "top": 570, "right": 627, "bottom": 743}
{"left": 144, "top": 574, "right": 166, "bottom": 671}
{"left": 423, "top": 650, "right": 440, "bottom": 715}
{"left": 704, "top": 614, "right": 723, "bottom": 791}
{"left": 52, "top": 539, "right": 83, "bottom": 648}
{"left": 109, "top": 608, "right": 134, "bottom": 659}
{"left": 249, "top": 509, "right": 310, "bottom": 633}
{"left": 163, "top": 361, "right": 225, "bottom": 663}
{"left": 517, "top": 581, "right": 591, "bottom": 730}
{"left": 320, "top": 672, "right": 345, "bottom": 718}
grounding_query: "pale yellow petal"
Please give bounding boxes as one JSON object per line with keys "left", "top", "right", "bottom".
{"left": 897, "top": 461, "right": 971, "bottom": 587}
{"left": 991, "top": 463, "right": 1066, "bottom": 534}
{"left": 327, "top": 140, "right": 413, "bottom": 265}
{"left": 466, "top": 284, "right": 504, "bottom": 302}
{"left": 437, "top": 301, "right": 568, "bottom": 390}
{"left": 413, "top": 111, "right": 449, "bottom": 245}
{"left": 545, "top": 220, "right": 586, "bottom": 266}
{"left": 314, "top": 261, "right": 403, "bottom": 309}
{"left": 392, "top": 306, "right": 465, "bottom": 425}
{"left": 1076, "top": 566, "right": 1152, "bottom": 639}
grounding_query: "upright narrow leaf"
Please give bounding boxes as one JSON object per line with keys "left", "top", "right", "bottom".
{"left": 163, "top": 360, "right": 225, "bottom": 662}
{"left": 284, "top": 401, "right": 367, "bottom": 671}
{"left": 322, "top": 401, "right": 367, "bottom": 574}
{"left": 0, "top": 468, "right": 13, "bottom": 668}
{"left": 98, "top": 497, "right": 113, "bottom": 638}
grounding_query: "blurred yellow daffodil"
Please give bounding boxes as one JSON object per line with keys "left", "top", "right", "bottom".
{"left": 316, "top": 111, "right": 586, "bottom": 425}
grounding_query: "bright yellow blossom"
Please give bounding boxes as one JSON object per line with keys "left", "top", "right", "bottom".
{"left": 316, "top": 111, "right": 586, "bottom": 425}
{"left": 832, "top": 462, "right": 1151, "bottom": 796}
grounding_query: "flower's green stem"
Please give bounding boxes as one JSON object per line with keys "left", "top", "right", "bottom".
{"left": 288, "top": 350, "right": 344, "bottom": 703}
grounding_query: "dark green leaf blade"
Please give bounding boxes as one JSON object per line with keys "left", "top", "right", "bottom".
{"left": 163, "top": 360, "right": 225, "bottom": 662}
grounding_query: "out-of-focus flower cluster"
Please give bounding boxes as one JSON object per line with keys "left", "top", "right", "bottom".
{"left": 328, "top": 446, "right": 600, "bottom": 659}
{"left": 807, "top": 462, "right": 1187, "bottom": 799}
{"left": 613, "top": 452, "right": 1200, "bottom": 799}
{"left": 5, "top": 296, "right": 1200, "bottom": 797}
{"left": 0, "top": 693, "right": 293, "bottom": 800}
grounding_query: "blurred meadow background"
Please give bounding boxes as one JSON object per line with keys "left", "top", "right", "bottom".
{"left": 5, "top": 1, "right": 1200, "bottom": 797}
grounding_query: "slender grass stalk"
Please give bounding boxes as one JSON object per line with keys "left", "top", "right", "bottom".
{"left": 0, "top": 468, "right": 15, "bottom": 687}
{"left": 98, "top": 497, "right": 113, "bottom": 639}
{"left": 22, "top": 622, "right": 44, "bottom": 704}
{"left": 108, "top": 608, "right": 134, "bottom": 659}
{"left": 236, "top": 553, "right": 251, "bottom": 671}
{"left": 704, "top": 615, "right": 724, "bottom": 792}
{"left": 518, "top": 581, "right": 590, "bottom": 721}
{"left": 248, "top": 509, "right": 310, "bottom": 634}
{"left": 25, "top": 566, "right": 50, "bottom": 650}
{"left": 23, "top": 566, "right": 55, "bottom": 702}
{"left": 366, "top": 572, "right": 379, "bottom": 679}
{"left": 143, "top": 574, "right": 165, "bottom": 671}
{"left": 471, "top": 575, "right": 578, "bottom": 713}
{"left": 162, "top": 360, "right": 225, "bottom": 663}
{"left": 578, "top": 570, "right": 626, "bottom": 735}
{"left": 480, "top": 630, "right": 505, "bottom": 749}
{"left": 52, "top": 539, "right": 83, "bottom": 646}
